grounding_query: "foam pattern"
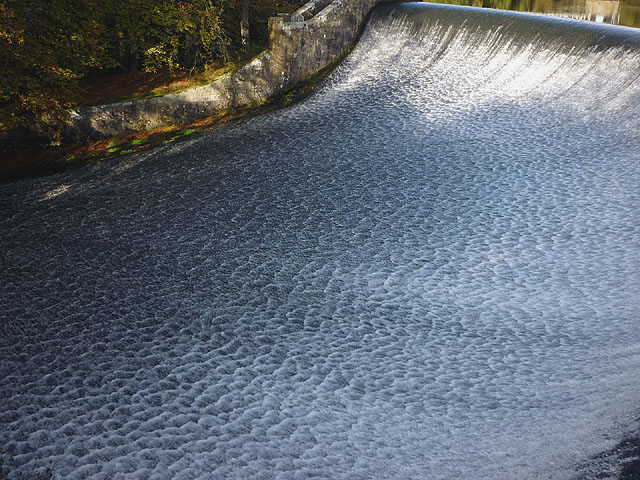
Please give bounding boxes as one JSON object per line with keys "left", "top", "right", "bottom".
{"left": 1, "top": 4, "right": 640, "bottom": 479}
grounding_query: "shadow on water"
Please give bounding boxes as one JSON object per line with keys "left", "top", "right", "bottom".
{"left": 576, "top": 432, "right": 640, "bottom": 479}
{"left": 423, "top": 0, "right": 640, "bottom": 28}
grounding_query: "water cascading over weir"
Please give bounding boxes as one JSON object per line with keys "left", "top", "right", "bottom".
{"left": 1, "top": 3, "right": 640, "bottom": 479}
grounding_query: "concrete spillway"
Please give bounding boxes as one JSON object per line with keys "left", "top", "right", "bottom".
{"left": 1, "top": 3, "right": 640, "bottom": 478}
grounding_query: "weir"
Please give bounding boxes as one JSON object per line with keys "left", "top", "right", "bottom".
{"left": 1, "top": 3, "right": 640, "bottom": 479}
{"left": 59, "top": 0, "right": 391, "bottom": 143}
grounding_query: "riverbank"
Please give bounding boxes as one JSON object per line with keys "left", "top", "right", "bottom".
{"left": 0, "top": 50, "right": 345, "bottom": 182}
{"left": 1, "top": 0, "right": 389, "bottom": 181}
{"left": 77, "top": 47, "right": 269, "bottom": 108}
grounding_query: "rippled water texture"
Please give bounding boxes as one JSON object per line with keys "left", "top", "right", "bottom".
{"left": 2, "top": 4, "right": 640, "bottom": 479}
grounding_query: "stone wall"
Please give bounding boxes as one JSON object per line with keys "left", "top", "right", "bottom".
{"left": 60, "top": 0, "right": 390, "bottom": 142}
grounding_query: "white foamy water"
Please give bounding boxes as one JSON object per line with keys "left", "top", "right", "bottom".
{"left": 1, "top": 4, "right": 640, "bottom": 479}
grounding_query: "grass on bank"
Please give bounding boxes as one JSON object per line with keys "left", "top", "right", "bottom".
{"left": 78, "top": 46, "right": 267, "bottom": 107}
{"left": 0, "top": 50, "right": 347, "bottom": 182}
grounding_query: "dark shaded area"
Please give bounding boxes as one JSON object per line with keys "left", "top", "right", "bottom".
{"left": 575, "top": 432, "right": 640, "bottom": 479}
{"left": 0, "top": 49, "right": 346, "bottom": 182}
{"left": 618, "top": 435, "right": 640, "bottom": 480}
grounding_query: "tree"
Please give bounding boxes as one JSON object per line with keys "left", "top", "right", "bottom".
{"left": 0, "top": 0, "right": 300, "bottom": 133}
{"left": 0, "top": 0, "right": 112, "bottom": 130}
{"left": 240, "top": 0, "right": 250, "bottom": 52}
{"left": 142, "top": 0, "right": 230, "bottom": 72}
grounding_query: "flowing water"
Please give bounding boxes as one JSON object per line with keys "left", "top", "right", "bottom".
{"left": 423, "top": 0, "right": 640, "bottom": 29}
{"left": 2, "top": 3, "right": 640, "bottom": 479}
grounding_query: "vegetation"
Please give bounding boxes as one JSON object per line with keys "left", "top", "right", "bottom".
{"left": 0, "top": 0, "right": 303, "bottom": 132}
{"left": 77, "top": 45, "right": 265, "bottom": 107}
{"left": 0, "top": 47, "right": 349, "bottom": 181}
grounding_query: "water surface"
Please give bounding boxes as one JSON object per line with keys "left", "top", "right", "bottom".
{"left": 1, "top": 3, "right": 640, "bottom": 479}
{"left": 424, "top": 0, "right": 640, "bottom": 28}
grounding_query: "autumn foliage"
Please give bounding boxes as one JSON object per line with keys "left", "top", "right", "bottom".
{"left": 0, "top": 0, "right": 300, "bottom": 131}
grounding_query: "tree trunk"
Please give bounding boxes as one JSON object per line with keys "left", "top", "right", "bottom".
{"left": 128, "top": 54, "right": 139, "bottom": 72}
{"left": 118, "top": 31, "right": 139, "bottom": 72}
{"left": 240, "top": 0, "right": 250, "bottom": 52}
{"left": 117, "top": 31, "right": 126, "bottom": 68}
